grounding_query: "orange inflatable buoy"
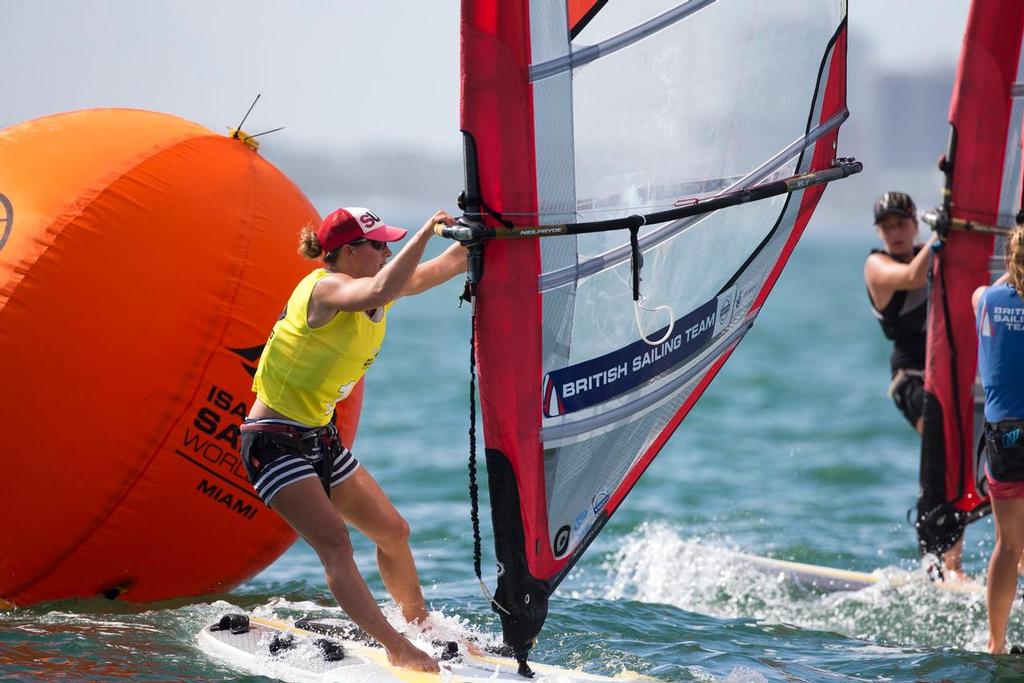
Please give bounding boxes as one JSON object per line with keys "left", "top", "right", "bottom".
{"left": 0, "top": 108, "right": 363, "bottom": 605}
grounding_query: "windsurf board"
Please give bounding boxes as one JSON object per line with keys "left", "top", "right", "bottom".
{"left": 197, "top": 613, "right": 649, "bottom": 682}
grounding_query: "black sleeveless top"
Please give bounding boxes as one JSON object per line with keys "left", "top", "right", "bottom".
{"left": 867, "top": 247, "right": 927, "bottom": 373}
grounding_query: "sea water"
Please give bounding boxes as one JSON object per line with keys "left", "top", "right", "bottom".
{"left": 3, "top": 233, "right": 1022, "bottom": 682}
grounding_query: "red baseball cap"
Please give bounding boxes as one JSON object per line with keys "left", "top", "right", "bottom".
{"left": 316, "top": 207, "right": 408, "bottom": 252}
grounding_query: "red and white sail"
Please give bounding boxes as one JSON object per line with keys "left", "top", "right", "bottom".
{"left": 460, "top": 0, "right": 853, "bottom": 658}
{"left": 919, "top": 1, "right": 1024, "bottom": 550}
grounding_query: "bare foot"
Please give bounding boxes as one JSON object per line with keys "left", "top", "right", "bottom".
{"left": 942, "top": 568, "right": 973, "bottom": 583}
{"left": 461, "top": 640, "right": 485, "bottom": 658}
{"left": 408, "top": 613, "right": 483, "bottom": 658}
{"left": 386, "top": 640, "right": 439, "bottom": 673}
{"left": 402, "top": 602, "right": 431, "bottom": 626}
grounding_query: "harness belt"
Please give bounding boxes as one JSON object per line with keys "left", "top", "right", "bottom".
{"left": 986, "top": 419, "right": 1024, "bottom": 483}
{"left": 886, "top": 368, "right": 924, "bottom": 398}
{"left": 240, "top": 420, "right": 343, "bottom": 495}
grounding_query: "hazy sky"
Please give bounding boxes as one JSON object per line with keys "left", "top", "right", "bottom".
{"left": 1, "top": 1, "right": 973, "bottom": 225}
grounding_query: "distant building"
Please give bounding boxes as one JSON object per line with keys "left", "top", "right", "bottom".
{"left": 875, "top": 70, "right": 954, "bottom": 170}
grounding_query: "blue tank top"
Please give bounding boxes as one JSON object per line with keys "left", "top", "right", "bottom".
{"left": 976, "top": 282, "right": 1024, "bottom": 422}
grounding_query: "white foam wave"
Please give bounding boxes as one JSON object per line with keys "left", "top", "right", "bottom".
{"left": 598, "top": 522, "right": 1003, "bottom": 651}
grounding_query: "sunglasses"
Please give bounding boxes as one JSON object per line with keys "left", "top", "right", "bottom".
{"left": 349, "top": 239, "right": 387, "bottom": 251}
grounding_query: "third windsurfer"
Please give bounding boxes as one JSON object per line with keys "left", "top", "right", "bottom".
{"left": 974, "top": 226, "right": 1024, "bottom": 655}
{"left": 864, "top": 191, "right": 933, "bottom": 434}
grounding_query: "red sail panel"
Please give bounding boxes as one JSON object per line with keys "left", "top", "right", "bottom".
{"left": 460, "top": 0, "right": 548, "bottom": 576}
{"left": 922, "top": 2, "right": 1024, "bottom": 526}
{"left": 461, "top": 0, "right": 553, "bottom": 658}
{"left": 567, "top": 0, "right": 606, "bottom": 38}
{"left": 948, "top": 5, "right": 1024, "bottom": 226}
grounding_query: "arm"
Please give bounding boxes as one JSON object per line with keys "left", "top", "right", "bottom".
{"left": 316, "top": 210, "right": 456, "bottom": 312}
{"left": 399, "top": 242, "right": 468, "bottom": 298}
{"left": 973, "top": 272, "right": 1010, "bottom": 312}
{"left": 865, "top": 233, "right": 937, "bottom": 307}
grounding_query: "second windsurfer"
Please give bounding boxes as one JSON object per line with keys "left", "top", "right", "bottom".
{"left": 864, "top": 192, "right": 966, "bottom": 578}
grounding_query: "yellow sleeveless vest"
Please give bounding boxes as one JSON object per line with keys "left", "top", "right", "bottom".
{"left": 253, "top": 269, "right": 389, "bottom": 426}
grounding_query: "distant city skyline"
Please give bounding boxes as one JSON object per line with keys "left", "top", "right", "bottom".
{"left": 1, "top": 1, "right": 974, "bottom": 229}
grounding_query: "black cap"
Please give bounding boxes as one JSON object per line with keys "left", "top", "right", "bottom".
{"left": 873, "top": 191, "right": 916, "bottom": 223}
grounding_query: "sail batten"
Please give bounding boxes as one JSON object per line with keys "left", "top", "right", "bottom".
{"left": 530, "top": 0, "right": 716, "bottom": 82}
{"left": 537, "top": 109, "right": 850, "bottom": 291}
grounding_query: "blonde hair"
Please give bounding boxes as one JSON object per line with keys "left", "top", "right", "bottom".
{"left": 1008, "top": 225, "right": 1024, "bottom": 296}
{"left": 298, "top": 225, "right": 322, "bottom": 259}
{"left": 297, "top": 224, "right": 340, "bottom": 264}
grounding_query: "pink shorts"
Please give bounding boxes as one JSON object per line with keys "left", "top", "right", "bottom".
{"left": 986, "top": 466, "right": 1024, "bottom": 501}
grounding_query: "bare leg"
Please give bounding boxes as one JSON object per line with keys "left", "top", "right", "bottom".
{"left": 987, "top": 496, "right": 1024, "bottom": 654}
{"left": 331, "top": 467, "right": 430, "bottom": 624}
{"left": 989, "top": 523, "right": 1023, "bottom": 574}
{"left": 270, "top": 477, "right": 437, "bottom": 672}
{"left": 942, "top": 535, "right": 967, "bottom": 579}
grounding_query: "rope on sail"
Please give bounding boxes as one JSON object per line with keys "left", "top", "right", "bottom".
{"left": 466, "top": 286, "right": 510, "bottom": 616}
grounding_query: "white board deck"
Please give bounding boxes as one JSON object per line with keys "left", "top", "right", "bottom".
{"left": 197, "top": 614, "right": 649, "bottom": 682}
{"left": 731, "top": 552, "right": 985, "bottom": 595}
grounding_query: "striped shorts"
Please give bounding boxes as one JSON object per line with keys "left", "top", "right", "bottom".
{"left": 240, "top": 418, "right": 360, "bottom": 506}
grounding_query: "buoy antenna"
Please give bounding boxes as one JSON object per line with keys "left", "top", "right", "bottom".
{"left": 232, "top": 94, "right": 261, "bottom": 139}
{"left": 245, "top": 126, "right": 286, "bottom": 139}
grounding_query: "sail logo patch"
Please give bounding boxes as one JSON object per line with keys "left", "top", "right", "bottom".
{"left": 572, "top": 508, "right": 589, "bottom": 531}
{"left": 553, "top": 525, "right": 571, "bottom": 558}
{"left": 542, "top": 288, "right": 738, "bottom": 416}
{"left": 719, "top": 293, "right": 732, "bottom": 322}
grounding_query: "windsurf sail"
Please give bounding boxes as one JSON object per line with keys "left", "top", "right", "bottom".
{"left": 917, "top": 1, "right": 1024, "bottom": 555}
{"left": 457, "top": 1, "right": 857, "bottom": 673}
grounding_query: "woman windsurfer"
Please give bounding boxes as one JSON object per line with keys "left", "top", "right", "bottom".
{"left": 242, "top": 207, "right": 465, "bottom": 672}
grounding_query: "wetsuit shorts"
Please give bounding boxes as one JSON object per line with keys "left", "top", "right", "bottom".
{"left": 985, "top": 470, "right": 1024, "bottom": 501}
{"left": 240, "top": 418, "right": 360, "bottom": 506}
{"left": 889, "top": 369, "right": 924, "bottom": 429}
